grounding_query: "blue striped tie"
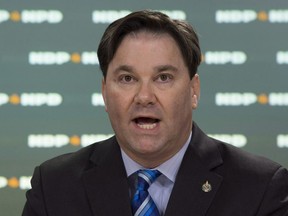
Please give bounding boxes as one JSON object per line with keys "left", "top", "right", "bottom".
{"left": 131, "top": 169, "right": 161, "bottom": 216}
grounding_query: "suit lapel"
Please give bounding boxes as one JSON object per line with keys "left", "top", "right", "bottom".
{"left": 82, "top": 137, "right": 132, "bottom": 216}
{"left": 165, "top": 123, "right": 223, "bottom": 216}
{"left": 81, "top": 123, "right": 223, "bottom": 216}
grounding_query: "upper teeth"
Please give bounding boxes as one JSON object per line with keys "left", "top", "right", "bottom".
{"left": 138, "top": 123, "right": 157, "bottom": 130}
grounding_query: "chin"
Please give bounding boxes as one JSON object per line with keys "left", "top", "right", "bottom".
{"left": 134, "top": 144, "right": 163, "bottom": 155}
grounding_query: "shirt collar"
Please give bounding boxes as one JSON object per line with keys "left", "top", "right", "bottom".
{"left": 121, "top": 132, "right": 192, "bottom": 183}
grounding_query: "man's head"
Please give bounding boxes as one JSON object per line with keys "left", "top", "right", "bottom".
{"left": 99, "top": 10, "right": 201, "bottom": 167}
{"left": 98, "top": 10, "right": 201, "bottom": 80}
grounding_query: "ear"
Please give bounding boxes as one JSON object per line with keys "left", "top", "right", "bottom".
{"left": 191, "top": 74, "right": 200, "bottom": 110}
{"left": 101, "top": 78, "right": 108, "bottom": 112}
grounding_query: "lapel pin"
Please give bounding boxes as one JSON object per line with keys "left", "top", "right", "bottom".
{"left": 202, "top": 181, "right": 212, "bottom": 192}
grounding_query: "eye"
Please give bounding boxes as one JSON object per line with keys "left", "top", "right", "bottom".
{"left": 119, "top": 74, "right": 135, "bottom": 83}
{"left": 156, "top": 74, "right": 173, "bottom": 82}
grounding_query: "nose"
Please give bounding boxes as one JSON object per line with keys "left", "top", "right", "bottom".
{"left": 134, "top": 81, "right": 156, "bottom": 106}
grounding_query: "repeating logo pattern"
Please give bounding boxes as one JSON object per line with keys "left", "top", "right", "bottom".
{"left": 0, "top": 4, "right": 287, "bottom": 216}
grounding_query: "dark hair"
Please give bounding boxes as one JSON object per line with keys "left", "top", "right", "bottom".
{"left": 97, "top": 10, "right": 201, "bottom": 79}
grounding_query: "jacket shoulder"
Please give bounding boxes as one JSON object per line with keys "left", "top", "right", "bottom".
{"left": 216, "top": 139, "right": 282, "bottom": 175}
{"left": 39, "top": 136, "right": 116, "bottom": 176}
{"left": 193, "top": 123, "right": 283, "bottom": 175}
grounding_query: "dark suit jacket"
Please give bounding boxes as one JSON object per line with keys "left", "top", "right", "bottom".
{"left": 22, "top": 123, "right": 288, "bottom": 216}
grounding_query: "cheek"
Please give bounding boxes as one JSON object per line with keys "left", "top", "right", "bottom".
{"left": 169, "top": 89, "right": 193, "bottom": 117}
{"left": 105, "top": 89, "right": 131, "bottom": 116}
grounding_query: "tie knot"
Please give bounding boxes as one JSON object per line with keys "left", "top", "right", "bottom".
{"left": 136, "top": 169, "right": 161, "bottom": 191}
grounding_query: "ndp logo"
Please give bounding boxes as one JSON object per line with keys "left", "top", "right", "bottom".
{"left": 277, "top": 135, "right": 288, "bottom": 148}
{"left": 0, "top": 93, "right": 62, "bottom": 107}
{"left": 0, "top": 10, "right": 62, "bottom": 24}
{"left": 209, "top": 134, "right": 247, "bottom": 148}
{"left": 29, "top": 52, "right": 98, "bottom": 65}
{"left": 92, "top": 10, "right": 186, "bottom": 24}
{"left": 0, "top": 176, "right": 31, "bottom": 190}
{"left": 202, "top": 51, "right": 247, "bottom": 65}
{"left": 28, "top": 134, "right": 113, "bottom": 148}
{"left": 216, "top": 10, "right": 288, "bottom": 23}
{"left": 216, "top": 92, "right": 288, "bottom": 106}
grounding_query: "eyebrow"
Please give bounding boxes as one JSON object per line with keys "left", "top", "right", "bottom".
{"left": 155, "top": 64, "right": 178, "bottom": 73}
{"left": 112, "top": 64, "right": 178, "bottom": 75}
{"left": 113, "top": 65, "right": 134, "bottom": 74}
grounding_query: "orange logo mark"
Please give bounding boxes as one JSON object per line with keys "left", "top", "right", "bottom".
{"left": 10, "top": 11, "right": 21, "bottom": 22}
{"left": 257, "top": 11, "right": 268, "bottom": 22}
{"left": 70, "top": 135, "right": 81, "bottom": 146}
{"left": 258, "top": 93, "right": 268, "bottom": 104}
{"left": 71, "top": 53, "right": 81, "bottom": 63}
{"left": 201, "top": 54, "right": 205, "bottom": 62}
{"left": 8, "top": 177, "right": 19, "bottom": 188}
{"left": 9, "top": 94, "right": 21, "bottom": 105}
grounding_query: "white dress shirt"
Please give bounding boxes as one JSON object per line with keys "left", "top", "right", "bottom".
{"left": 121, "top": 133, "right": 191, "bottom": 215}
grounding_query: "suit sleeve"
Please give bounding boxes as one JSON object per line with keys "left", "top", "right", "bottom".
{"left": 256, "top": 166, "right": 288, "bottom": 216}
{"left": 22, "top": 166, "right": 48, "bottom": 216}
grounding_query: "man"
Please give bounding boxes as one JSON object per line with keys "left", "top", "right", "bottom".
{"left": 23, "top": 10, "right": 288, "bottom": 216}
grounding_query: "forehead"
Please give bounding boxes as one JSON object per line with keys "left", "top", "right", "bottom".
{"left": 113, "top": 31, "right": 183, "bottom": 61}
{"left": 115, "top": 31, "right": 182, "bottom": 58}
{"left": 107, "top": 31, "right": 188, "bottom": 77}
{"left": 124, "top": 30, "right": 174, "bottom": 44}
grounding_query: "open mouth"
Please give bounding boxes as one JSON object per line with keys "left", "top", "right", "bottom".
{"left": 133, "top": 117, "right": 160, "bottom": 130}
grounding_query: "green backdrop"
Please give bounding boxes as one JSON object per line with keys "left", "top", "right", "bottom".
{"left": 1, "top": 1, "right": 288, "bottom": 215}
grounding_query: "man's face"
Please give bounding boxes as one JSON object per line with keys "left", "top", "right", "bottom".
{"left": 102, "top": 32, "right": 200, "bottom": 167}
